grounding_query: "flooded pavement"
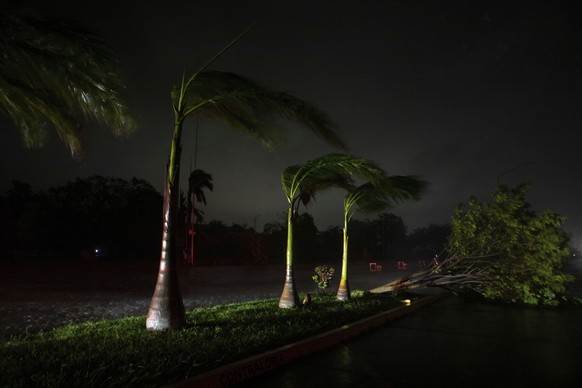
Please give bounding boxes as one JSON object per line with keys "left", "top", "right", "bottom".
{"left": 0, "top": 260, "right": 408, "bottom": 335}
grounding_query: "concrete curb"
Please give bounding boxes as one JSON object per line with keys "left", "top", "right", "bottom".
{"left": 171, "top": 292, "right": 448, "bottom": 387}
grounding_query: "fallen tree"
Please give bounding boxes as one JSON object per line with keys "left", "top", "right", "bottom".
{"left": 372, "top": 184, "right": 575, "bottom": 306}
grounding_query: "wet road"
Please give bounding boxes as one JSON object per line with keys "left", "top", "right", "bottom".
{"left": 239, "top": 295, "right": 582, "bottom": 387}
{"left": 0, "top": 259, "right": 409, "bottom": 335}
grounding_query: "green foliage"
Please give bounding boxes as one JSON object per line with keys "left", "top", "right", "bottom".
{"left": 344, "top": 176, "right": 427, "bottom": 220}
{"left": 0, "top": 10, "right": 135, "bottom": 159}
{"left": 281, "top": 154, "right": 387, "bottom": 208}
{"left": 312, "top": 265, "right": 335, "bottom": 290}
{"left": 447, "top": 184, "right": 573, "bottom": 306}
{"left": 174, "top": 71, "right": 345, "bottom": 151}
{"left": 0, "top": 292, "right": 414, "bottom": 387}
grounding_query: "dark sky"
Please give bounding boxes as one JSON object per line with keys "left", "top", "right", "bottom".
{"left": 1, "top": 1, "right": 581, "bottom": 250}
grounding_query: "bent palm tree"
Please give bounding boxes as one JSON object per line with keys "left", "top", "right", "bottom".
{"left": 0, "top": 11, "right": 135, "bottom": 158}
{"left": 184, "top": 169, "right": 213, "bottom": 266}
{"left": 337, "top": 176, "right": 427, "bottom": 301}
{"left": 146, "top": 35, "right": 346, "bottom": 330}
{"left": 279, "top": 154, "right": 387, "bottom": 308}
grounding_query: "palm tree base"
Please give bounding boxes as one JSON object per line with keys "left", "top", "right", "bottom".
{"left": 279, "top": 267, "right": 300, "bottom": 308}
{"left": 146, "top": 267, "right": 186, "bottom": 330}
{"left": 336, "top": 279, "right": 351, "bottom": 301}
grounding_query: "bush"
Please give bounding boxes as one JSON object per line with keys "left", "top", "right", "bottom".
{"left": 312, "top": 265, "right": 335, "bottom": 291}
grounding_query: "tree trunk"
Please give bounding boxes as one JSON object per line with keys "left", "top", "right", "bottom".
{"left": 368, "top": 261, "right": 478, "bottom": 295}
{"left": 279, "top": 207, "right": 300, "bottom": 308}
{"left": 146, "top": 122, "right": 187, "bottom": 330}
{"left": 336, "top": 214, "right": 350, "bottom": 301}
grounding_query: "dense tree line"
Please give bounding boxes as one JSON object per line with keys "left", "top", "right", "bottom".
{"left": 0, "top": 176, "right": 163, "bottom": 259}
{"left": 0, "top": 176, "right": 449, "bottom": 264}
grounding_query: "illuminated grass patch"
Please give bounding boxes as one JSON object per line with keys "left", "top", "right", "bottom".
{"left": 1, "top": 291, "right": 418, "bottom": 388}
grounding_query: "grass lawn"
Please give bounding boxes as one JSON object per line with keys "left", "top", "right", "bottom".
{"left": 1, "top": 290, "right": 418, "bottom": 388}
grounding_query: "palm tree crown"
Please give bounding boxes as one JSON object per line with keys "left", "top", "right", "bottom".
{"left": 173, "top": 71, "right": 345, "bottom": 151}
{"left": 344, "top": 176, "right": 427, "bottom": 220}
{"left": 0, "top": 11, "right": 135, "bottom": 159}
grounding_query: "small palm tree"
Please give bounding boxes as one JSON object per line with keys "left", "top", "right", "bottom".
{"left": 337, "top": 176, "right": 427, "bottom": 301}
{"left": 279, "top": 154, "right": 388, "bottom": 308}
{"left": 146, "top": 32, "right": 346, "bottom": 330}
{"left": 0, "top": 11, "right": 135, "bottom": 158}
{"left": 184, "top": 169, "right": 213, "bottom": 266}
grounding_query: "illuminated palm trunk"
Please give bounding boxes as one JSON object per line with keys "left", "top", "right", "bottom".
{"left": 146, "top": 123, "right": 186, "bottom": 330}
{"left": 336, "top": 211, "right": 350, "bottom": 301}
{"left": 278, "top": 207, "right": 300, "bottom": 308}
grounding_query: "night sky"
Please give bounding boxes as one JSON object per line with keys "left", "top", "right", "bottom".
{"left": 1, "top": 1, "right": 581, "bottom": 250}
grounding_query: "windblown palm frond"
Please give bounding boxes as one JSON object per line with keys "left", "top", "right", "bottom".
{"left": 346, "top": 176, "right": 427, "bottom": 216}
{"left": 0, "top": 11, "right": 136, "bottom": 159}
{"left": 345, "top": 183, "right": 391, "bottom": 215}
{"left": 282, "top": 162, "right": 355, "bottom": 206}
{"left": 281, "top": 153, "right": 386, "bottom": 204}
{"left": 172, "top": 71, "right": 346, "bottom": 151}
{"left": 298, "top": 174, "right": 355, "bottom": 207}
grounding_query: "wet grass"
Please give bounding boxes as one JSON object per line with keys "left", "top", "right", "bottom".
{"left": 0, "top": 291, "right": 419, "bottom": 388}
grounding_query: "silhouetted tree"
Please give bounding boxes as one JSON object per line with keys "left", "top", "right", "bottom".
{"left": 293, "top": 213, "right": 320, "bottom": 262}
{"left": 318, "top": 226, "right": 342, "bottom": 263}
{"left": 48, "top": 176, "right": 162, "bottom": 258}
{"left": 184, "top": 169, "right": 213, "bottom": 266}
{"left": 0, "top": 177, "right": 162, "bottom": 260}
{"left": 0, "top": 181, "right": 50, "bottom": 257}
{"left": 263, "top": 216, "right": 287, "bottom": 262}
{"left": 374, "top": 212, "right": 408, "bottom": 260}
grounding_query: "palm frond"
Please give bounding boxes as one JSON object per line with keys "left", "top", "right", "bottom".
{"left": 173, "top": 71, "right": 346, "bottom": 151}
{"left": 295, "top": 154, "right": 386, "bottom": 192}
{"left": 346, "top": 175, "right": 428, "bottom": 216}
{"left": 299, "top": 173, "right": 356, "bottom": 208}
{"left": 281, "top": 153, "right": 385, "bottom": 207}
{"left": 379, "top": 175, "right": 428, "bottom": 202}
{"left": 0, "top": 12, "right": 136, "bottom": 158}
{"left": 345, "top": 183, "right": 391, "bottom": 215}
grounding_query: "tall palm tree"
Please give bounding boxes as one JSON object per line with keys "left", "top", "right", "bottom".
{"left": 279, "top": 154, "right": 387, "bottom": 308}
{"left": 0, "top": 11, "right": 135, "bottom": 158}
{"left": 146, "top": 34, "right": 346, "bottom": 330}
{"left": 336, "top": 176, "right": 427, "bottom": 301}
{"left": 184, "top": 169, "right": 213, "bottom": 266}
